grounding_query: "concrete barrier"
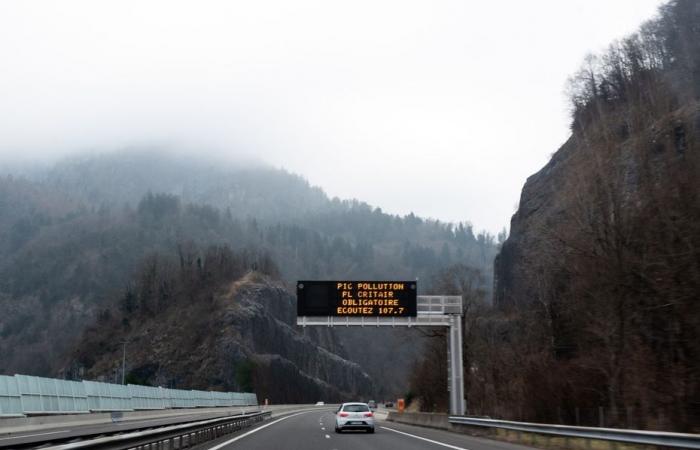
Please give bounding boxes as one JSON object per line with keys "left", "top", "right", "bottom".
{"left": 386, "top": 411, "right": 450, "bottom": 430}
{"left": 0, "top": 404, "right": 329, "bottom": 436}
{"left": 263, "top": 404, "right": 338, "bottom": 418}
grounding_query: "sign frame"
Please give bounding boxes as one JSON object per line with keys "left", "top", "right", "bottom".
{"left": 296, "top": 280, "right": 418, "bottom": 318}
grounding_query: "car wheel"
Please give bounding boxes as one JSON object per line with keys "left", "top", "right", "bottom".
{"left": 335, "top": 427, "right": 341, "bottom": 433}
{"left": 367, "top": 427, "right": 375, "bottom": 434}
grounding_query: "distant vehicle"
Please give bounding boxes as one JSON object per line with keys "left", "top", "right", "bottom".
{"left": 335, "top": 402, "right": 375, "bottom": 433}
{"left": 315, "top": 401, "right": 325, "bottom": 405}
{"left": 367, "top": 400, "right": 377, "bottom": 409}
{"left": 384, "top": 401, "right": 394, "bottom": 408}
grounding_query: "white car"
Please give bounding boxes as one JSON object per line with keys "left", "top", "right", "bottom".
{"left": 335, "top": 402, "right": 375, "bottom": 433}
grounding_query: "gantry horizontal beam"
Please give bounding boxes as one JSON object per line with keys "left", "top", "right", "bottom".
{"left": 297, "top": 314, "right": 453, "bottom": 327}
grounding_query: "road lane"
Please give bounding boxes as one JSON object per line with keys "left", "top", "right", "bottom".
{"left": 203, "top": 410, "right": 336, "bottom": 450}
{"left": 203, "top": 410, "right": 536, "bottom": 450}
{"left": 377, "top": 419, "right": 539, "bottom": 450}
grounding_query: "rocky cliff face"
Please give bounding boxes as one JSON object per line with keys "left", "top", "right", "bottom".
{"left": 70, "top": 274, "right": 374, "bottom": 403}
{"left": 493, "top": 135, "right": 577, "bottom": 307}
{"left": 491, "top": 100, "right": 700, "bottom": 430}
{"left": 488, "top": 0, "right": 700, "bottom": 430}
{"left": 495, "top": 103, "right": 700, "bottom": 308}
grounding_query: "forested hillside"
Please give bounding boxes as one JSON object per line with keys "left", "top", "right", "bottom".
{"left": 3, "top": 152, "right": 497, "bottom": 282}
{"left": 482, "top": 0, "right": 698, "bottom": 432}
{"left": 0, "top": 152, "right": 498, "bottom": 399}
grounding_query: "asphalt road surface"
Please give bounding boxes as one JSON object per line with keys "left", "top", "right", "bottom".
{"left": 198, "top": 409, "right": 536, "bottom": 450}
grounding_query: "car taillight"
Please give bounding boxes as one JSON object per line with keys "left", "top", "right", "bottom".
{"left": 364, "top": 412, "right": 373, "bottom": 417}
{"left": 339, "top": 412, "right": 349, "bottom": 417}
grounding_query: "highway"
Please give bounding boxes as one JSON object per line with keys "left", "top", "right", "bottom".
{"left": 200, "top": 409, "right": 535, "bottom": 450}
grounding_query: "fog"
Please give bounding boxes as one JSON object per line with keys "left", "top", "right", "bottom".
{"left": 0, "top": 0, "right": 662, "bottom": 232}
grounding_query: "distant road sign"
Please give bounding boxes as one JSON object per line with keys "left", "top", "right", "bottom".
{"left": 296, "top": 281, "right": 417, "bottom": 317}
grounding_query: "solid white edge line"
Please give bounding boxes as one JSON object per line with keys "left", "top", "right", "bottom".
{"left": 0, "top": 430, "right": 70, "bottom": 440}
{"left": 206, "top": 411, "right": 312, "bottom": 450}
{"left": 380, "top": 426, "right": 471, "bottom": 450}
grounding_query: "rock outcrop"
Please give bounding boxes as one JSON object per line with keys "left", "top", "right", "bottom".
{"left": 70, "top": 274, "right": 374, "bottom": 403}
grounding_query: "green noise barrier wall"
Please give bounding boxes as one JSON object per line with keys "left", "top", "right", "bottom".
{"left": 0, "top": 374, "right": 257, "bottom": 417}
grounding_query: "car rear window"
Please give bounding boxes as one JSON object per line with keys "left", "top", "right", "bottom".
{"left": 343, "top": 404, "right": 370, "bottom": 412}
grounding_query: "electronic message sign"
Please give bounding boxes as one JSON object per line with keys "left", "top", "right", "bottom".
{"left": 297, "top": 281, "right": 417, "bottom": 317}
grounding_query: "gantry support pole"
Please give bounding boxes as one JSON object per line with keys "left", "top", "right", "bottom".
{"left": 448, "top": 314, "right": 465, "bottom": 415}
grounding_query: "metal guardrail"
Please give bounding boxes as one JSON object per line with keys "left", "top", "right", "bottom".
{"left": 449, "top": 416, "right": 700, "bottom": 449}
{"left": 26, "top": 411, "right": 271, "bottom": 450}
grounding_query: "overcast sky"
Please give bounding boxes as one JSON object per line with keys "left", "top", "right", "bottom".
{"left": 0, "top": 0, "right": 663, "bottom": 233}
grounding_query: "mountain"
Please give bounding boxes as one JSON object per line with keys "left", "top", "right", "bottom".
{"left": 492, "top": 0, "right": 699, "bottom": 432}
{"left": 0, "top": 151, "right": 498, "bottom": 400}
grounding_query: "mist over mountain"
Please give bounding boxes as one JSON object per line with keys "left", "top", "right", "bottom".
{"left": 0, "top": 151, "right": 497, "bottom": 400}
{"left": 4, "top": 151, "right": 326, "bottom": 221}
